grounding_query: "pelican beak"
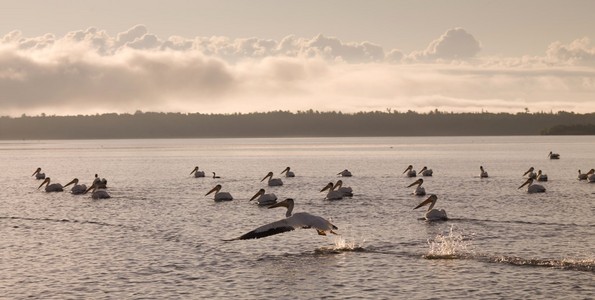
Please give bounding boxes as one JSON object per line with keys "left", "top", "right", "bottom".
{"left": 260, "top": 173, "right": 271, "bottom": 182}
{"left": 32, "top": 168, "right": 40, "bottom": 176}
{"left": 407, "top": 179, "right": 422, "bottom": 188}
{"left": 268, "top": 200, "right": 288, "bottom": 209}
{"left": 190, "top": 167, "right": 197, "bottom": 175}
{"left": 63, "top": 179, "right": 76, "bottom": 188}
{"left": 249, "top": 190, "right": 263, "bottom": 201}
{"left": 84, "top": 184, "right": 95, "bottom": 194}
{"left": 320, "top": 183, "right": 333, "bottom": 192}
{"left": 518, "top": 179, "right": 530, "bottom": 189}
{"left": 37, "top": 178, "right": 49, "bottom": 189}
{"left": 205, "top": 186, "right": 219, "bottom": 196}
{"left": 281, "top": 167, "right": 289, "bottom": 174}
{"left": 414, "top": 195, "right": 436, "bottom": 211}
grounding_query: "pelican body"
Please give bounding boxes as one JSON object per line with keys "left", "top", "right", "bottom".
{"left": 261, "top": 172, "right": 283, "bottom": 186}
{"left": 38, "top": 178, "right": 63, "bottom": 192}
{"left": 536, "top": 170, "right": 548, "bottom": 182}
{"left": 190, "top": 166, "right": 205, "bottom": 178}
{"left": 93, "top": 174, "right": 108, "bottom": 188}
{"left": 32, "top": 168, "right": 45, "bottom": 180}
{"left": 548, "top": 151, "right": 560, "bottom": 159}
{"left": 281, "top": 167, "right": 295, "bottom": 177}
{"left": 206, "top": 184, "right": 233, "bottom": 201}
{"left": 407, "top": 178, "right": 426, "bottom": 196}
{"left": 480, "top": 166, "right": 489, "bottom": 178}
{"left": 523, "top": 167, "right": 537, "bottom": 179}
{"left": 334, "top": 180, "right": 353, "bottom": 197}
{"left": 64, "top": 178, "right": 87, "bottom": 195}
{"left": 320, "top": 182, "right": 343, "bottom": 200}
{"left": 414, "top": 194, "right": 447, "bottom": 221}
{"left": 226, "top": 198, "right": 338, "bottom": 240}
{"left": 84, "top": 183, "right": 111, "bottom": 199}
{"left": 518, "top": 178, "right": 546, "bottom": 193}
{"left": 250, "top": 188, "right": 278, "bottom": 206}
{"left": 337, "top": 169, "right": 352, "bottom": 177}
{"left": 578, "top": 169, "right": 594, "bottom": 180}
{"left": 403, "top": 165, "right": 416, "bottom": 177}
{"left": 418, "top": 166, "right": 433, "bottom": 176}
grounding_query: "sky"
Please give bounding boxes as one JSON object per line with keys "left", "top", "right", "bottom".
{"left": 1, "top": 0, "right": 595, "bottom": 117}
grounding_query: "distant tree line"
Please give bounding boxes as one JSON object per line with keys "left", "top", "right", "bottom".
{"left": 0, "top": 110, "right": 594, "bottom": 140}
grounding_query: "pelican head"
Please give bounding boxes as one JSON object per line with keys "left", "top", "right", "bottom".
{"left": 38, "top": 177, "right": 51, "bottom": 189}
{"left": 403, "top": 165, "right": 413, "bottom": 174}
{"left": 281, "top": 167, "right": 291, "bottom": 174}
{"left": 480, "top": 166, "right": 485, "bottom": 171}
{"left": 407, "top": 178, "right": 424, "bottom": 188}
{"left": 320, "top": 182, "right": 335, "bottom": 192}
{"left": 250, "top": 189, "right": 266, "bottom": 201}
{"left": 518, "top": 178, "right": 534, "bottom": 189}
{"left": 261, "top": 172, "right": 274, "bottom": 182}
{"left": 190, "top": 166, "right": 199, "bottom": 175}
{"left": 523, "top": 167, "right": 535, "bottom": 176}
{"left": 418, "top": 166, "right": 428, "bottom": 174}
{"left": 414, "top": 194, "right": 438, "bottom": 211}
{"left": 206, "top": 184, "right": 222, "bottom": 196}
{"left": 32, "top": 167, "right": 42, "bottom": 176}
{"left": 64, "top": 178, "right": 79, "bottom": 188}
{"left": 589, "top": 169, "right": 595, "bottom": 175}
{"left": 268, "top": 198, "right": 295, "bottom": 217}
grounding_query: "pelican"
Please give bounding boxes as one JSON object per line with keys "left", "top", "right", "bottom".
{"left": 518, "top": 178, "right": 546, "bottom": 193}
{"left": 407, "top": 178, "right": 426, "bottom": 196}
{"left": 93, "top": 174, "right": 107, "bottom": 187}
{"left": 418, "top": 166, "right": 433, "bottom": 176}
{"left": 205, "top": 184, "right": 233, "bottom": 201}
{"left": 480, "top": 166, "right": 489, "bottom": 178}
{"left": 212, "top": 172, "right": 221, "bottom": 179}
{"left": 37, "top": 177, "right": 63, "bottom": 192}
{"left": 403, "top": 165, "right": 416, "bottom": 177}
{"left": 84, "top": 183, "right": 111, "bottom": 199}
{"left": 225, "top": 198, "right": 338, "bottom": 240}
{"left": 413, "top": 194, "right": 447, "bottom": 221}
{"left": 334, "top": 180, "right": 353, "bottom": 197}
{"left": 337, "top": 169, "right": 352, "bottom": 177}
{"left": 320, "top": 182, "right": 343, "bottom": 200}
{"left": 548, "top": 151, "right": 560, "bottom": 159}
{"left": 536, "top": 170, "right": 548, "bottom": 181}
{"left": 589, "top": 172, "right": 595, "bottom": 183}
{"left": 32, "top": 167, "right": 45, "bottom": 180}
{"left": 281, "top": 167, "right": 295, "bottom": 177}
{"left": 261, "top": 172, "right": 283, "bottom": 186}
{"left": 523, "top": 167, "right": 537, "bottom": 179}
{"left": 63, "top": 178, "right": 87, "bottom": 195}
{"left": 577, "top": 169, "right": 594, "bottom": 180}
{"left": 190, "top": 166, "right": 205, "bottom": 178}
{"left": 249, "top": 188, "right": 278, "bottom": 206}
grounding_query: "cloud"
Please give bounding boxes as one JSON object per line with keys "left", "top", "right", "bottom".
{"left": 546, "top": 37, "right": 595, "bottom": 66}
{"left": 409, "top": 28, "right": 481, "bottom": 61}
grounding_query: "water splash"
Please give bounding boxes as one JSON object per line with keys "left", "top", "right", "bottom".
{"left": 314, "top": 236, "right": 365, "bottom": 254}
{"left": 424, "top": 225, "right": 473, "bottom": 259}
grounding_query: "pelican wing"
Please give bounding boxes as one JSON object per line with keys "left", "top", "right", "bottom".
{"left": 227, "top": 212, "right": 337, "bottom": 241}
{"left": 230, "top": 219, "right": 296, "bottom": 240}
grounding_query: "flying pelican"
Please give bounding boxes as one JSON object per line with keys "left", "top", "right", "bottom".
{"left": 261, "top": 172, "right": 283, "bottom": 186}
{"left": 205, "top": 184, "right": 233, "bottom": 201}
{"left": 320, "top": 182, "right": 343, "bottom": 200}
{"left": 407, "top": 178, "right": 426, "bottom": 196}
{"left": 190, "top": 166, "right": 205, "bottom": 178}
{"left": 84, "top": 183, "right": 111, "bottom": 199}
{"left": 548, "top": 151, "right": 560, "bottom": 159}
{"left": 281, "top": 167, "right": 295, "bottom": 177}
{"left": 225, "top": 198, "right": 338, "bottom": 240}
{"left": 38, "top": 177, "right": 64, "bottom": 192}
{"left": 536, "top": 170, "right": 548, "bottom": 181}
{"left": 578, "top": 169, "right": 594, "bottom": 180}
{"left": 337, "top": 169, "right": 352, "bottom": 177}
{"left": 63, "top": 178, "right": 87, "bottom": 195}
{"left": 212, "top": 172, "right": 221, "bottom": 179}
{"left": 518, "top": 178, "right": 546, "bottom": 193}
{"left": 418, "top": 166, "right": 433, "bottom": 176}
{"left": 249, "top": 188, "right": 278, "bottom": 206}
{"left": 32, "top": 167, "right": 46, "bottom": 180}
{"left": 334, "top": 180, "right": 353, "bottom": 197}
{"left": 523, "top": 167, "right": 537, "bottom": 179}
{"left": 480, "top": 166, "right": 489, "bottom": 178}
{"left": 413, "top": 194, "right": 447, "bottom": 221}
{"left": 403, "top": 165, "right": 417, "bottom": 177}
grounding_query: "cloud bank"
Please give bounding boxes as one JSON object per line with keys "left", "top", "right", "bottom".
{"left": 1, "top": 25, "right": 594, "bottom": 116}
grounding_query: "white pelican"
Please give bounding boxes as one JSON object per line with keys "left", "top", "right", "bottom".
{"left": 403, "top": 165, "right": 417, "bottom": 177}
{"left": 261, "top": 172, "right": 283, "bottom": 186}
{"left": 212, "top": 172, "right": 221, "bottom": 179}
{"left": 205, "top": 184, "right": 233, "bottom": 201}
{"left": 523, "top": 167, "right": 537, "bottom": 179}
{"left": 418, "top": 166, "right": 433, "bottom": 176}
{"left": 480, "top": 166, "right": 489, "bottom": 178}
{"left": 548, "top": 151, "right": 560, "bottom": 159}
{"left": 63, "top": 178, "right": 87, "bottom": 195}
{"left": 84, "top": 183, "right": 111, "bottom": 199}
{"left": 518, "top": 178, "right": 546, "bottom": 193}
{"left": 320, "top": 182, "right": 343, "bottom": 200}
{"left": 337, "top": 169, "right": 352, "bottom": 177}
{"left": 249, "top": 188, "right": 278, "bottom": 206}
{"left": 225, "top": 198, "right": 338, "bottom": 240}
{"left": 407, "top": 178, "right": 426, "bottom": 196}
{"left": 37, "top": 177, "right": 64, "bottom": 192}
{"left": 190, "top": 166, "right": 205, "bottom": 178}
{"left": 577, "top": 169, "right": 594, "bottom": 180}
{"left": 334, "top": 180, "right": 353, "bottom": 197}
{"left": 93, "top": 174, "right": 108, "bottom": 187}
{"left": 536, "top": 170, "right": 548, "bottom": 181}
{"left": 414, "top": 194, "right": 447, "bottom": 221}
{"left": 32, "top": 167, "right": 45, "bottom": 180}
{"left": 589, "top": 172, "right": 595, "bottom": 183}
{"left": 281, "top": 167, "right": 295, "bottom": 177}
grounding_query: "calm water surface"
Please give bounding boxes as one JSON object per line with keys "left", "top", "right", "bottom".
{"left": 1, "top": 136, "right": 594, "bottom": 299}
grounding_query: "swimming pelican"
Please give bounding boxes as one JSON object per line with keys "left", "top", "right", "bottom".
{"left": 205, "top": 184, "right": 233, "bottom": 201}
{"left": 225, "top": 198, "right": 338, "bottom": 240}
{"left": 413, "top": 194, "right": 447, "bottom": 221}
{"left": 578, "top": 169, "right": 594, "bottom": 180}
{"left": 518, "top": 178, "right": 546, "bottom": 193}
{"left": 523, "top": 167, "right": 537, "bottom": 179}
{"left": 63, "top": 178, "right": 87, "bottom": 194}
{"left": 337, "top": 169, "right": 352, "bottom": 177}
{"left": 334, "top": 180, "right": 353, "bottom": 197}
{"left": 480, "top": 166, "right": 489, "bottom": 178}
{"left": 403, "top": 165, "right": 417, "bottom": 177}
{"left": 536, "top": 170, "right": 548, "bottom": 181}
{"left": 589, "top": 172, "right": 595, "bottom": 183}
{"left": 407, "top": 178, "right": 426, "bottom": 196}
{"left": 93, "top": 174, "right": 107, "bottom": 187}
{"left": 249, "top": 188, "right": 278, "bottom": 206}
{"left": 261, "top": 172, "right": 283, "bottom": 186}
{"left": 548, "top": 151, "right": 560, "bottom": 159}
{"left": 32, "top": 167, "right": 45, "bottom": 180}
{"left": 418, "top": 166, "right": 433, "bottom": 176}
{"left": 37, "top": 177, "right": 64, "bottom": 192}
{"left": 212, "top": 172, "right": 221, "bottom": 179}
{"left": 281, "top": 167, "right": 295, "bottom": 177}
{"left": 190, "top": 166, "right": 205, "bottom": 178}
{"left": 320, "top": 182, "right": 343, "bottom": 200}
{"left": 84, "top": 183, "right": 111, "bottom": 199}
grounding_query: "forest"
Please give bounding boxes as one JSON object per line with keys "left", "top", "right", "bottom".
{"left": 0, "top": 110, "right": 594, "bottom": 140}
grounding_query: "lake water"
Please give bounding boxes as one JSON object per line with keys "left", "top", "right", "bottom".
{"left": 1, "top": 136, "right": 594, "bottom": 299}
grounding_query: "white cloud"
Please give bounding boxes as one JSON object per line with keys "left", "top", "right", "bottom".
{"left": 409, "top": 28, "right": 481, "bottom": 61}
{"left": 546, "top": 37, "right": 595, "bottom": 66}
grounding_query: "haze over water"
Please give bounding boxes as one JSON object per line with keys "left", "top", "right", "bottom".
{"left": 1, "top": 136, "right": 594, "bottom": 299}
